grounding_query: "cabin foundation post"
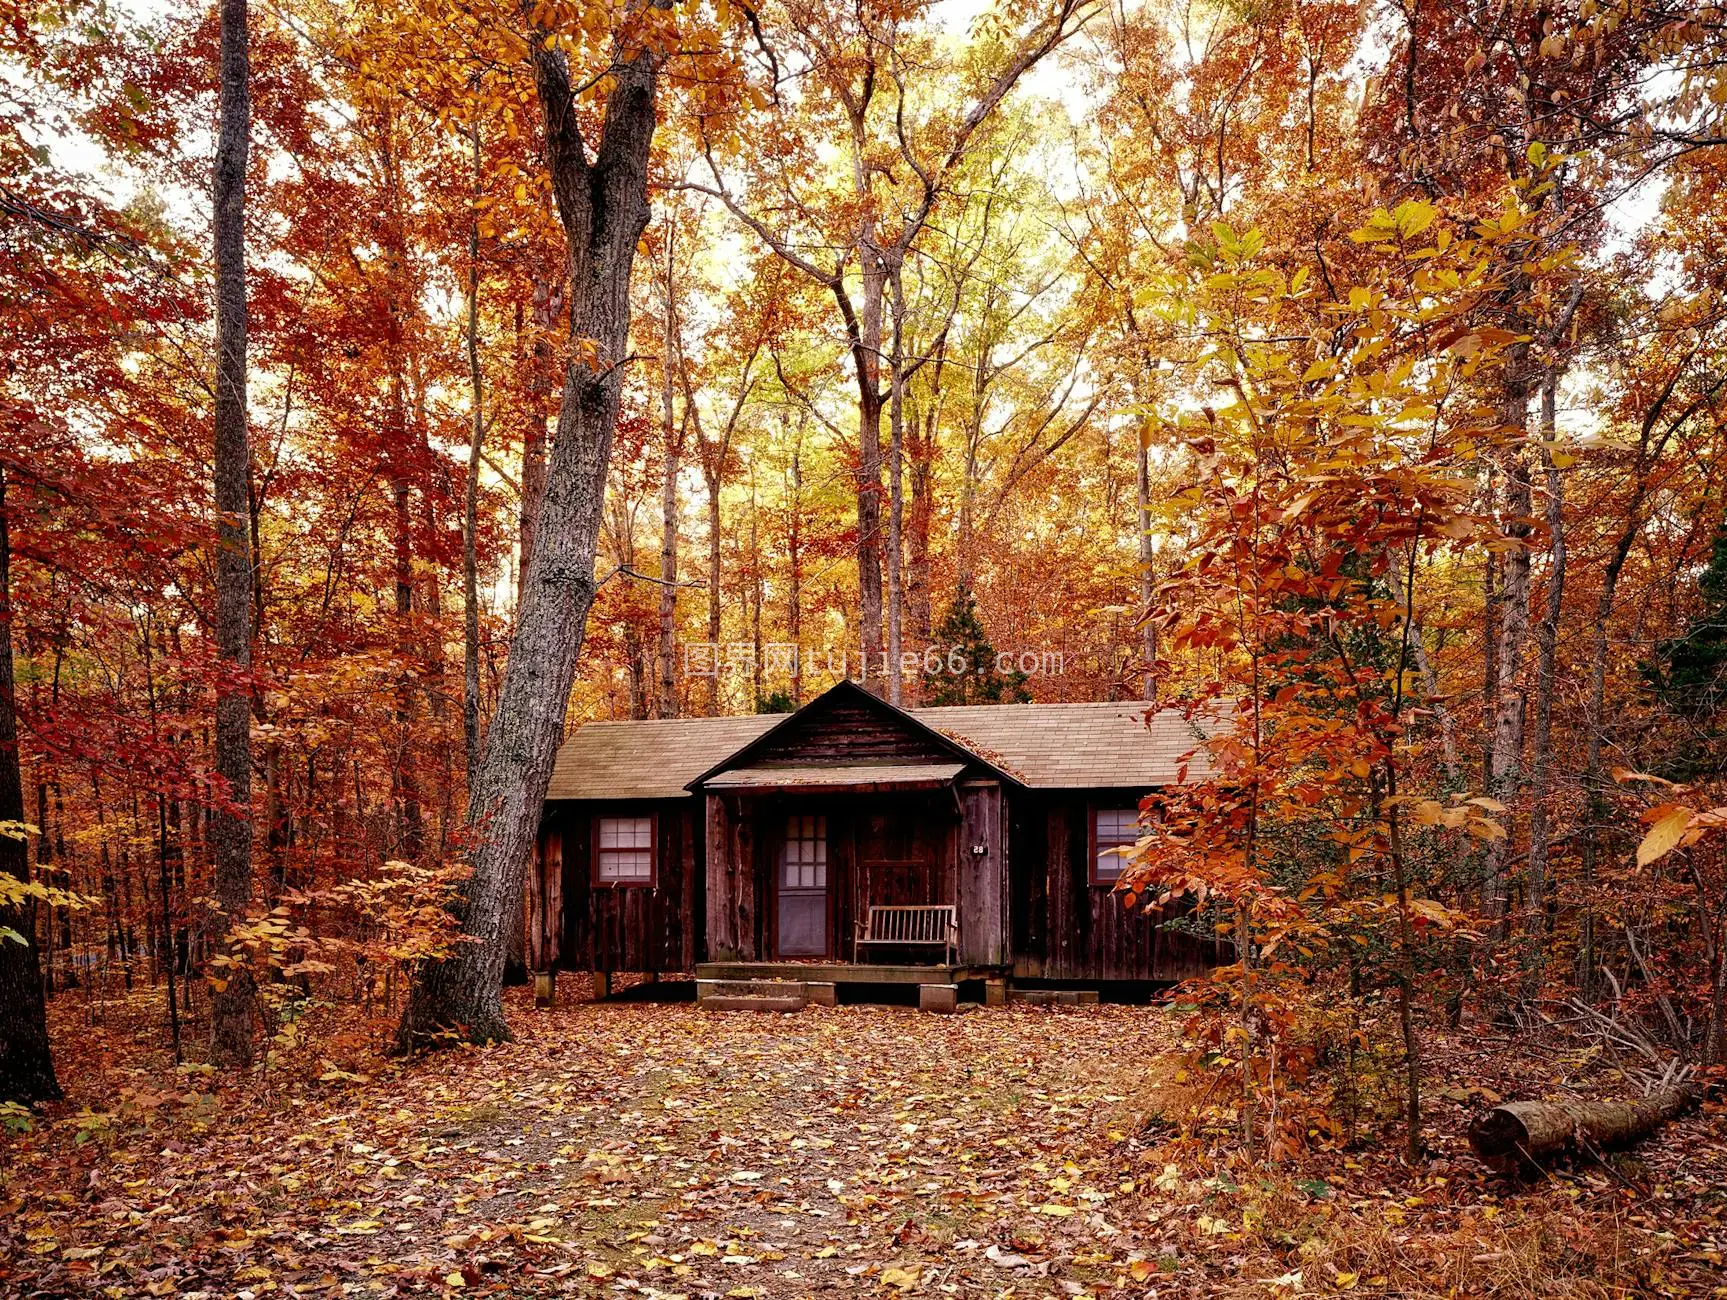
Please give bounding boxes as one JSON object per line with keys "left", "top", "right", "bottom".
{"left": 592, "top": 970, "right": 612, "bottom": 1000}
{"left": 919, "top": 983, "right": 959, "bottom": 1014}
{"left": 985, "top": 977, "right": 1009, "bottom": 1008}
{"left": 533, "top": 970, "right": 556, "bottom": 1009}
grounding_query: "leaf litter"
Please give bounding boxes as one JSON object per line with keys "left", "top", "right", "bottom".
{"left": 1, "top": 984, "right": 1724, "bottom": 1297}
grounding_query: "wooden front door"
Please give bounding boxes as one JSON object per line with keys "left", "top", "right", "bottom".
{"left": 776, "top": 812, "right": 829, "bottom": 957}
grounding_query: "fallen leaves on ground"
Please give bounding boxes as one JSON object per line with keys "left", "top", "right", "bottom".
{"left": 1, "top": 984, "right": 1723, "bottom": 1297}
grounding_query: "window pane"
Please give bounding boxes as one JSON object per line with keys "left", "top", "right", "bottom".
{"left": 781, "top": 815, "right": 827, "bottom": 888}
{"left": 598, "top": 848, "right": 652, "bottom": 881}
{"left": 1095, "top": 808, "right": 1140, "bottom": 845}
{"left": 599, "top": 816, "right": 652, "bottom": 851}
{"left": 1095, "top": 808, "right": 1139, "bottom": 883}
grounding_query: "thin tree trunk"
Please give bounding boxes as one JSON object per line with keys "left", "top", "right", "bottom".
{"left": 208, "top": 0, "right": 255, "bottom": 1069}
{"left": 463, "top": 120, "right": 486, "bottom": 782}
{"left": 842, "top": 279, "right": 886, "bottom": 696}
{"left": 1483, "top": 380, "right": 1532, "bottom": 940}
{"left": 907, "top": 377, "right": 938, "bottom": 649}
{"left": 704, "top": 465, "right": 722, "bottom": 714}
{"left": 749, "top": 468, "right": 764, "bottom": 706}
{"left": 885, "top": 261, "right": 907, "bottom": 705}
{"left": 0, "top": 465, "right": 59, "bottom": 1103}
{"left": 1524, "top": 373, "right": 1565, "bottom": 990}
{"left": 787, "top": 418, "right": 804, "bottom": 704}
{"left": 395, "top": 18, "right": 664, "bottom": 1050}
{"left": 656, "top": 233, "right": 681, "bottom": 718}
{"left": 1136, "top": 437, "right": 1156, "bottom": 701}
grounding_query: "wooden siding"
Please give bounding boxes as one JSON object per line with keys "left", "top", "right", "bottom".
{"left": 957, "top": 780, "right": 1007, "bottom": 966}
{"left": 705, "top": 793, "right": 758, "bottom": 962}
{"left": 546, "top": 798, "right": 701, "bottom": 976}
{"left": 1008, "top": 791, "right": 1218, "bottom": 982}
{"left": 739, "top": 695, "right": 957, "bottom": 768}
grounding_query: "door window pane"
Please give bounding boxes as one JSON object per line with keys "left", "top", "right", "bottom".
{"left": 781, "top": 814, "right": 827, "bottom": 889}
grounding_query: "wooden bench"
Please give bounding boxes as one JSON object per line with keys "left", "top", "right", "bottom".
{"left": 856, "top": 905, "right": 958, "bottom": 965}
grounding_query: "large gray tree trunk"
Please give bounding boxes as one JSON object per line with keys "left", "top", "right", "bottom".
{"left": 0, "top": 466, "right": 60, "bottom": 1104}
{"left": 394, "top": 21, "right": 663, "bottom": 1049}
{"left": 208, "top": 0, "right": 255, "bottom": 1069}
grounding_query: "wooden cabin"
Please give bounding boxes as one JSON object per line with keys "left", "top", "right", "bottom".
{"left": 528, "top": 679, "right": 1224, "bottom": 1000}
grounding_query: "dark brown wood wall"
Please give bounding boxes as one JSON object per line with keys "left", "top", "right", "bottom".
{"left": 957, "top": 780, "right": 1006, "bottom": 966}
{"left": 547, "top": 798, "right": 701, "bottom": 976}
{"left": 1008, "top": 791, "right": 1218, "bottom": 982}
{"left": 740, "top": 696, "right": 955, "bottom": 767}
{"left": 705, "top": 793, "right": 758, "bottom": 962}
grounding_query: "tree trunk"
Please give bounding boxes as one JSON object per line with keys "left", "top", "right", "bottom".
{"left": 655, "top": 236, "right": 681, "bottom": 718}
{"left": 1523, "top": 373, "right": 1565, "bottom": 988}
{"left": 463, "top": 121, "right": 486, "bottom": 782}
{"left": 0, "top": 465, "right": 60, "bottom": 1104}
{"left": 519, "top": 275, "right": 557, "bottom": 599}
{"left": 394, "top": 19, "right": 663, "bottom": 1050}
{"left": 391, "top": 469, "right": 423, "bottom": 861}
{"left": 907, "top": 379, "right": 938, "bottom": 650}
{"left": 1483, "top": 379, "right": 1532, "bottom": 940}
{"left": 842, "top": 276, "right": 886, "bottom": 694}
{"left": 787, "top": 418, "right": 804, "bottom": 703}
{"left": 208, "top": 0, "right": 255, "bottom": 1069}
{"left": 884, "top": 260, "right": 907, "bottom": 705}
{"left": 705, "top": 463, "right": 722, "bottom": 714}
{"left": 749, "top": 470, "right": 764, "bottom": 705}
{"left": 1136, "top": 437, "right": 1156, "bottom": 701}
{"left": 1468, "top": 1087, "right": 1696, "bottom": 1175}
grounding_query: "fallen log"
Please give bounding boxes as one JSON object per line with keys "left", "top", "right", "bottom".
{"left": 1468, "top": 1086, "right": 1698, "bottom": 1175}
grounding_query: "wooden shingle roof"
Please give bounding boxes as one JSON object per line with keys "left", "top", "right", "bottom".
{"left": 545, "top": 714, "right": 780, "bottom": 801}
{"left": 909, "top": 700, "right": 1221, "bottom": 788}
{"left": 546, "top": 691, "right": 1223, "bottom": 801}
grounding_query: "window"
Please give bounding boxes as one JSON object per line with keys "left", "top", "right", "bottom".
{"left": 781, "top": 814, "right": 828, "bottom": 889}
{"left": 595, "top": 815, "right": 655, "bottom": 886}
{"left": 1091, "top": 807, "right": 1141, "bottom": 885}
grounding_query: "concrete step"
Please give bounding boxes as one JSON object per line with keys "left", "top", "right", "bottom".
{"left": 697, "top": 978, "right": 808, "bottom": 1001}
{"left": 698, "top": 994, "right": 808, "bottom": 1013}
{"left": 1009, "top": 988, "right": 1100, "bottom": 1007}
{"left": 919, "top": 983, "right": 960, "bottom": 1014}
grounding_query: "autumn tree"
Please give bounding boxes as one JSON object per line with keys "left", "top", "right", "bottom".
{"left": 395, "top": 2, "right": 679, "bottom": 1048}
{"left": 696, "top": 0, "right": 1095, "bottom": 703}
{"left": 207, "top": 0, "right": 257, "bottom": 1070}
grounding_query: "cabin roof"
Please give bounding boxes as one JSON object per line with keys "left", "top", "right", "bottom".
{"left": 910, "top": 700, "right": 1220, "bottom": 788}
{"left": 547, "top": 687, "right": 1223, "bottom": 801}
{"left": 545, "top": 714, "right": 781, "bottom": 801}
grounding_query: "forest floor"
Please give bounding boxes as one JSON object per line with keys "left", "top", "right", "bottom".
{"left": 2, "top": 981, "right": 1725, "bottom": 1299}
